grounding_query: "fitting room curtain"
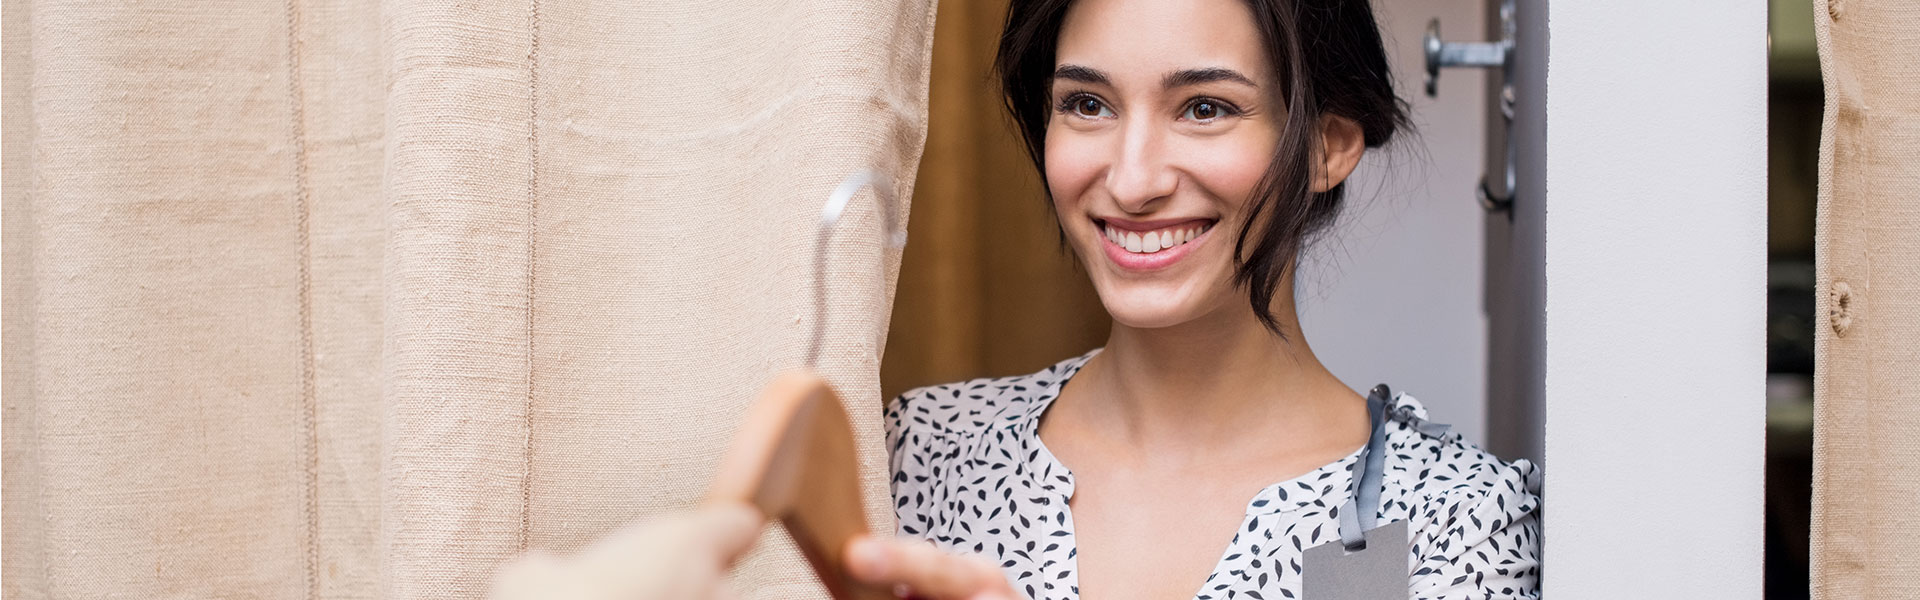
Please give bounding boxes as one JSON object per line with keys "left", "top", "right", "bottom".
{"left": 0, "top": 0, "right": 935, "bottom": 598}
{"left": 1810, "top": 0, "right": 1920, "bottom": 597}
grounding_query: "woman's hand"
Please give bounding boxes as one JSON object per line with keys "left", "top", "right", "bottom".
{"left": 491, "top": 502, "right": 764, "bottom": 600}
{"left": 844, "top": 534, "right": 1020, "bottom": 600}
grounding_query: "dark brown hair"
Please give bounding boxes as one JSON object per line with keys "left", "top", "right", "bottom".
{"left": 995, "top": 0, "right": 1409, "bottom": 334}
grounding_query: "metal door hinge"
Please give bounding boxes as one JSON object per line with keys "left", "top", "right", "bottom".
{"left": 1425, "top": 0, "right": 1518, "bottom": 213}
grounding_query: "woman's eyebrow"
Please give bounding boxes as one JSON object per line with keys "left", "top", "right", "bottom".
{"left": 1052, "top": 64, "right": 1111, "bottom": 86}
{"left": 1162, "top": 67, "right": 1258, "bottom": 90}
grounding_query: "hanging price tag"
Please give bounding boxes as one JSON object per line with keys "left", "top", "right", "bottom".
{"left": 1301, "top": 519, "right": 1408, "bottom": 600}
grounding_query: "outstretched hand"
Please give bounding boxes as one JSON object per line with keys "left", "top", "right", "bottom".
{"left": 490, "top": 503, "right": 1017, "bottom": 600}
{"left": 492, "top": 502, "right": 765, "bottom": 600}
{"left": 844, "top": 534, "right": 1020, "bottom": 600}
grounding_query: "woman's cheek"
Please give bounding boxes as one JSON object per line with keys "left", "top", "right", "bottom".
{"left": 1226, "top": 134, "right": 1277, "bottom": 195}
{"left": 1044, "top": 144, "right": 1094, "bottom": 206}
{"left": 1178, "top": 131, "right": 1274, "bottom": 211}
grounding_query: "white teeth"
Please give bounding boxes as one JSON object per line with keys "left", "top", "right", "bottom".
{"left": 1106, "top": 222, "right": 1212, "bottom": 254}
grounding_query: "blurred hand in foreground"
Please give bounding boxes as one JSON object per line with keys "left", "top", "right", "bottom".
{"left": 490, "top": 502, "right": 1017, "bottom": 600}
{"left": 844, "top": 534, "right": 1020, "bottom": 600}
{"left": 491, "top": 502, "right": 764, "bottom": 600}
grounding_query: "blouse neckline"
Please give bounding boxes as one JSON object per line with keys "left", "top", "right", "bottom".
{"left": 1004, "top": 348, "right": 1369, "bottom": 517}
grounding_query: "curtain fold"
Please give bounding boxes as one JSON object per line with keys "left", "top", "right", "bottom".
{"left": 1810, "top": 0, "right": 1920, "bottom": 597}
{"left": 2, "top": 0, "right": 936, "bottom": 598}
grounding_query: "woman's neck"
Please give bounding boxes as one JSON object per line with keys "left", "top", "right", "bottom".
{"left": 1062, "top": 293, "right": 1359, "bottom": 454}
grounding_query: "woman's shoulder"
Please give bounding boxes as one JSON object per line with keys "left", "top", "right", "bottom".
{"left": 1381, "top": 392, "right": 1541, "bottom": 510}
{"left": 1383, "top": 393, "right": 1543, "bottom": 596}
{"left": 883, "top": 350, "right": 1096, "bottom": 443}
{"left": 883, "top": 352, "right": 1095, "bottom": 536}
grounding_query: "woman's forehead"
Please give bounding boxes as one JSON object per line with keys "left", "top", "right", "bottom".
{"left": 1054, "top": 0, "right": 1272, "bottom": 86}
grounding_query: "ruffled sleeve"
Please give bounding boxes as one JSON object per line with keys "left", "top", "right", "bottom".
{"left": 1407, "top": 458, "right": 1542, "bottom": 599}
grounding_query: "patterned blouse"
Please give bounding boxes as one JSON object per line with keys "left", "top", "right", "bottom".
{"left": 885, "top": 350, "right": 1541, "bottom": 600}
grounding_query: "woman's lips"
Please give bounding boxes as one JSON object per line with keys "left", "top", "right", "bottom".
{"left": 1096, "top": 217, "right": 1215, "bottom": 271}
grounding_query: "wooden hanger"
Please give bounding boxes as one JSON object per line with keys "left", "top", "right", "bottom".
{"left": 708, "top": 371, "right": 891, "bottom": 600}
{"left": 707, "top": 170, "right": 900, "bottom": 600}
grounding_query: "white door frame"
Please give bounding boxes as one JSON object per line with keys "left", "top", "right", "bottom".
{"left": 1538, "top": 0, "right": 1767, "bottom": 596}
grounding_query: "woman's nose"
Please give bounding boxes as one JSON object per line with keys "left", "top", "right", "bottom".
{"left": 1103, "top": 121, "right": 1178, "bottom": 213}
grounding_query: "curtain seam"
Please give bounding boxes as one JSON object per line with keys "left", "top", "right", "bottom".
{"left": 521, "top": 0, "right": 543, "bottom": 554}
{"left": 282, "top": 0, "right": 320, "bottom": 596}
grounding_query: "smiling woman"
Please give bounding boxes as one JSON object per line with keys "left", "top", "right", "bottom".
{"left": 1001, "top": 0, "right": 1407, "bottom": 334}
{"left": 859, "top": 0, "right": 1542, "bottom": 599}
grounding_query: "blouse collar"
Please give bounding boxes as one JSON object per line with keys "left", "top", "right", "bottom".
{"left": 998, "top": 349, "right": 1412, "bottom": 516}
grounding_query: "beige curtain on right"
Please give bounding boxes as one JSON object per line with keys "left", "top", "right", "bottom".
{"left": 1810, "top": 0, "right": 1920, "bottom": 597}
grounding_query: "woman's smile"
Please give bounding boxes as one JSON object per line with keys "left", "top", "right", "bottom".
{"left": 1095, "top": 216, "right": 1217, "bottom": 272}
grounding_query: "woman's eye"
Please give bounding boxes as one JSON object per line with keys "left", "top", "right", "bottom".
{"left": 1067, "top": 96, "right": 1112, "bottom": 118}
{"left": 1183, "top": 100, "right": 1233, "bottom": 121}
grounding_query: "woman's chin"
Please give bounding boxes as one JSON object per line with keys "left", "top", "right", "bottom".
{"left": 1097, "top": 289, "right": 1214, "bottom": 331}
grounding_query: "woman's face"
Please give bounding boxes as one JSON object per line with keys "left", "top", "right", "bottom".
{"left": 1046, "top": 0, "right": 1280, "bottom": 330}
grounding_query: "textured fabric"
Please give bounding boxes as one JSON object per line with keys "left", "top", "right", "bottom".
{"left": 887, "top": 352, "right": 1542, "bottom": 600}
{"left": 1, "top": 1, "right": 936, "bottom": 598}
{"left": 1810, "top": 0, "right": 1920, "bottom": 598}
{"left": 4, "top": 3, "right": 331, "bottom": 598}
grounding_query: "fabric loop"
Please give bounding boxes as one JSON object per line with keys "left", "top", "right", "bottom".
{"left": 1390, "top": 406, "right": 1454, "bottom": 439}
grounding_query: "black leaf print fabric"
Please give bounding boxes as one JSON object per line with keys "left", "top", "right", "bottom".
{"left": 884, "top": 350, "right": 1542, "bottom": 600}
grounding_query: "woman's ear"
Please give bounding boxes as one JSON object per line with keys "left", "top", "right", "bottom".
{"left": 1312, "top": 114, "right": 1366, "bottom": 193}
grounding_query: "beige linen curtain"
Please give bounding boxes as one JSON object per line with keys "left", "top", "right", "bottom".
{"left": 1, "top": 0, "right": 935, "bottom": 598}
{"left": 1810, "top": 0, "right": 1920, "bottom": 597}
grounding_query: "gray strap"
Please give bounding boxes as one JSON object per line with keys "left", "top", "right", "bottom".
{"left": 1338, "top": 386, "right": 1391, "bottom": 551}
{"left": 1336, "top": 498, "right": 1364, "bottom": 548}
{"left": 1336, "top": 386, "right": 1457, "bottom": 551}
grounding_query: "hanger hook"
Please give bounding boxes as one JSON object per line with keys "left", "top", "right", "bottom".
{"left": 807, "top": 169, "right": 907, "bottom": 368}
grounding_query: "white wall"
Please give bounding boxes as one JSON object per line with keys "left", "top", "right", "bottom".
{"left": 1542, "top": 0, "right": 1767, "bottom": 596}
{"left": 1300, "top": 0, "right": 1491, "bottom": 446}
